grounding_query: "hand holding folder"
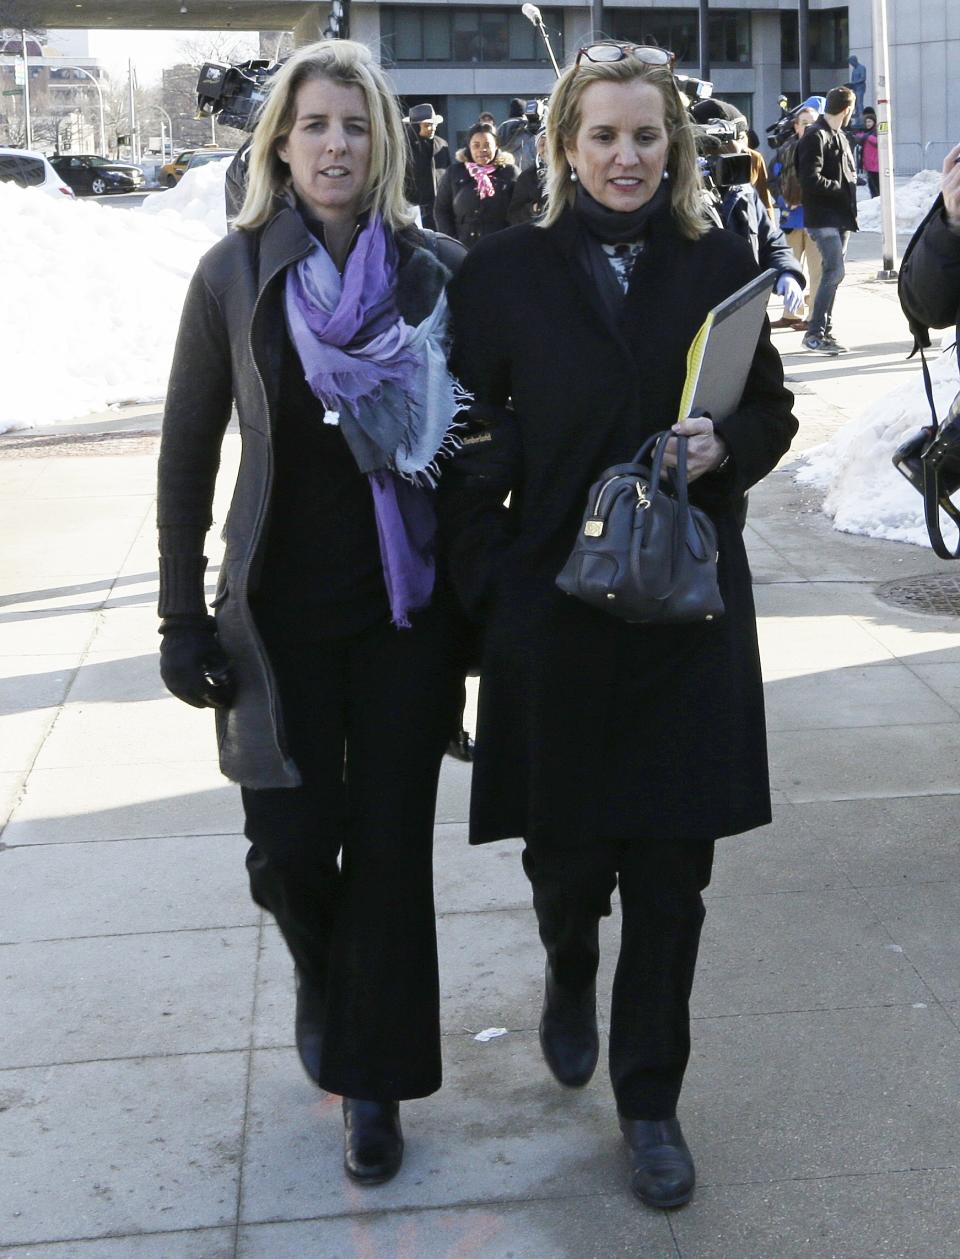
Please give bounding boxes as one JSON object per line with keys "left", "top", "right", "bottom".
{"left": 677, "top": 269, "right": 778, "bottom": 423}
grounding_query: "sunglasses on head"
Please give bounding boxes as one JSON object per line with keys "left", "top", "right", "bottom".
{"left": 575, "top": 42, "right": 677, "bottom": 71}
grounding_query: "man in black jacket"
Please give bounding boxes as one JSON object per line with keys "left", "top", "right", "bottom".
{"left": 899, "top": 140, "right": 960, "bottom": 347}
{"left": 403, "top": 103, "right": 450, "bottom": 230}
{"left": 797, "top": 85, "right": 858, "bottom": 355}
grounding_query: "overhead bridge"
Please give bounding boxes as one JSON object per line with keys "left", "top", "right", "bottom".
{"left": 8, "top": 1, "right": 333, "bottom": 38}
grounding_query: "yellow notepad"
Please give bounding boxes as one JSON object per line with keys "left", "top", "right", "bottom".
{"left": 678, "top": 268, "right": 778, "bottom": 422}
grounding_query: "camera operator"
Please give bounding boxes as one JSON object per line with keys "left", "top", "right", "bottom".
{"left": 771, "top": 99, "right": 824, "bottom": 331}
{"left": 508, "top": 127, "right": 548, "bottom": 225}
{"left": 899, "top": 140, "right": 960, "bottom": 348}
{"left": 691, "top": 99, "right": 805, "bottom": 320}
{"left": 500, "top": 98, "right": 544, "bottom": 173}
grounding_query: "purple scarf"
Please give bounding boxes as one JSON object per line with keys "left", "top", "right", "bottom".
{"left": 284, "top": 213, "right": 458, "bottom": 627}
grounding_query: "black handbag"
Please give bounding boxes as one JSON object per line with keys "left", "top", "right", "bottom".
{"left": 556, "top": 431, "right": 725, "bottom": 624}
{"left": 891, "top": 342, "right": 960, "bottom": 560}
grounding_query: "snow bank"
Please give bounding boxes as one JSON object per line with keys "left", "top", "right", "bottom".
{"left": 858, "top": 169, "right": 941, "bottom": 234}
{"left": 140, "top": 158, "right": 231, "bottom": 238}
{"left": 0, "top": 165, "right": 228, "bottom": 433}
{"left": 795, "top": 335, "right": 959, "bottom": 549}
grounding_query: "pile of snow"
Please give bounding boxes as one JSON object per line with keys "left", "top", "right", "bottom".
{"left": 858, "top": 169, "right": 941, "bottom": 234}
{"left": 795, "top": 335, "right": 959, "bottom": 549}
{"left": 0, "top": 166, "right": 229, "bottom": 433}
{"left": 140, "top": 158, "right": 231, "bottom": 238}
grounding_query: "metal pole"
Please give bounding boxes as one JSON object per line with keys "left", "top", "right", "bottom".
{"left": 698, "top": 0, "right": 710, "bottom": 81}
{"left": 65, "top": 65, "right": 106, "bottom": 157}
{"left": 798, "top": 0, "right": 811, "bottom": 101}
{"left": 591, "top": 0, "right": 602, "bottom": 41}
{"left": 20, "top": 29, "right": 32, "bottom": 149}
{"left": 872, "top": 0, "right": 898, "bottom": 279}
{"left": 127, "top": 58, "right": 137, "bottom": 162}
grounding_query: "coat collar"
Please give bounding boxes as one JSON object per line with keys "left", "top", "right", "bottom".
{"left": 542, "top": 204, "right": 677, "bottom": 360}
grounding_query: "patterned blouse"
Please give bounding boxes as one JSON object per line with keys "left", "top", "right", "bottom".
{"left": 601, "top": 240, "right": 645, "bottom": 293}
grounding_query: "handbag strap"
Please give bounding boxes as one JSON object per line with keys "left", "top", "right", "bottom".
{"left": 918, "top": 342, "right": 960, "bottom": 558}
{"left": 922, "top": 439, "right": 960, "bottom": 560}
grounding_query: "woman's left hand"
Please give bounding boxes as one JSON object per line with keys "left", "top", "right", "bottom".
{"left": 662, "top": 415, "right": 729, "bottom": 482}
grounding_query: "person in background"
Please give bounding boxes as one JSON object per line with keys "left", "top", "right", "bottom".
{"left": 501, "top": 98, "right": 545, "bottom": 173}
{"left": 497, "top": 97, "right": 526, "bottom": 146}
{"left": 855, "top": 107, "right": 880, "bottom": 198}
{"left": 691, "top": 99, "right": 805, "bottom": 323}
{"left": 508, "top": 127, "right": 548, "bottom": 225}
{"left": 899, "top": 140, "right": 960, "bottom": 349}
{"left": 157, "top": 39, "right": 465, "bottom": 1190}
{"left": 797, "top": 85, "right": 858, "bottom": 356}
{"left": 402, "top": 102, "right": 450, "bottom": 229}
{"left": 440, "top": 41, "right": 796, "bottom": 1212}
{"left": 434, "top": 122, "right": 517, "bottom": 249}
{"left": 477, "top": 111, "right": 498, "bottom": 129}
{"left": 771, "top": 99, "right": 824, "bottom": 332}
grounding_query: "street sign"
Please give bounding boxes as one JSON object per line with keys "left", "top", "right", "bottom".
{"left": 2, "top": 87, "right": 23, "bottom": 96}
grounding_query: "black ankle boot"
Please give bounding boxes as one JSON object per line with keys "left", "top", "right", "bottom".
{"left": 342, "top": 1098, "right": 404, "bottom": 1185}
{"left": 539, "top": 962, "right": 599, "bottom": 1088}
{"left": 619, "top": 1116, "right": 695, "bottom": 1209}
{"left": 294, "top": 968, "right": 325, "bottom": 1086}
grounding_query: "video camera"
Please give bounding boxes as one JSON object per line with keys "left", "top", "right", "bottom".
{"left": 693, "top": 119, "right": 753, "bottom": 194}
{"left": 195, "top": 58, "right": 284, "bottom": 133}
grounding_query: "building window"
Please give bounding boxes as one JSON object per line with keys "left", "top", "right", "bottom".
{"left": 381, "top": 7, "right": 564, "bottom": 66}
{"left": 607, "top": 9, "right": 750, "bottom": 68}
{"left": 781, "top": 8, "right": 849, "bottom": 68}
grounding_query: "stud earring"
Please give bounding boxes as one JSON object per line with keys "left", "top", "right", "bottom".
{"left": 569, "top": 166, "right": 578, "bottom": 182}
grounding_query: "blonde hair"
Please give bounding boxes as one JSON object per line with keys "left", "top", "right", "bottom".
{"left": 233, "top": 39, "right": 414, "bottom": 232}
{"left": 540, "top": 54, "right": 712, "bottom": 240}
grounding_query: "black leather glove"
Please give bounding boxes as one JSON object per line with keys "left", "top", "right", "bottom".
{"left": 159, "top": 615, "right": 236, "bottom": 710}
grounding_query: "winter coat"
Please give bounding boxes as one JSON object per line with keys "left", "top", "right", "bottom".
{"left": 157, "top": 203, "right": 464, "bottom": 788}
{"left": 719, "top": 183, "right": 805, "bottom": 285}
{"left": 403, "top": 127, "right": 451, "bottom": 207}
{"left": 797, "top": 118, "right": 859, "bottom": 232}
{"left": 439, "top": 205, "right": 798, "bottom": 848}
{"left": 507, "top": 164, "right": 546, "bottom": 226}
{"left": 434, "top": 153, "right": 516, "bottom": 250}
{"left": 861, "top": 132, "right": 879, "bottom": 174}
{"left": 899, "top": 194, "right": 960, "bottom": 349}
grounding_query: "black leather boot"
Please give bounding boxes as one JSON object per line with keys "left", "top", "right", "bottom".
{"left": 619, "top": 1116, "right": 695, "bottom": 1209}
{"left": 294, "top": 968, "right": 325, "bottom": 1086}
{"left": 342, "top": 1098, "right": 404, "bottom": 1185}
{"left": 445, "top": 729, "right": 474, "bottom": 762}
{"left": 539, "top": 961, "right": 599, "bottom": 1088}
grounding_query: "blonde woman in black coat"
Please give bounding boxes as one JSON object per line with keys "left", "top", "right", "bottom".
{"left": 440, "top": 45, "right": 797, "bottom": 1209}
{"left": 434, "top": 122, "right": 516, "bottom": 250}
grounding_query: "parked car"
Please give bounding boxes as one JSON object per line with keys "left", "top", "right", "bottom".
{"left": 0, "top": 147, "right": 76, "bottom": 200}
{"left": 50, "top": 153, "right": 145, "bottom": 196}
{"left": 158, "top": 149, "right": 199, "bottom": 187}
{"left": 182, "top": 148, "right": 236, "bottom": 174}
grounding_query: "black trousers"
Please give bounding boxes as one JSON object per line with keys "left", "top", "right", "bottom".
{"left": 522, "top": 837, "right": 715, "bottom": 1121}
{"left": 241, "top": 607, "right": 458, "bottom": 1101}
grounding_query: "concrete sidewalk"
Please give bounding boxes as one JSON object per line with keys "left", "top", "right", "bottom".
{"left": 2, "top": 233, "right": 960, "bottom": 1259}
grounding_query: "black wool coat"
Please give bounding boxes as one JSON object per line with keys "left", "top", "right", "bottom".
{"left": 439, "top": 205, "right": 798, "bottom": 849}
{"left": 434, "top": 157, "right": 516, "bottom": 250}
{"left": 797, "top": 118, "right": 859, "bottom": 232}
{"left": 899, "top": 194, "right": 960, "bottom": 347}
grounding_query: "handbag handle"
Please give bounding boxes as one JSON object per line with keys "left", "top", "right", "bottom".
{"left": 922, "top": 456, "right": 960, "bottom": 560}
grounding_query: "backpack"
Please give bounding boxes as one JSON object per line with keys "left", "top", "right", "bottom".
{"left": 777, "top": 137, "right": 803, "bottom": 208}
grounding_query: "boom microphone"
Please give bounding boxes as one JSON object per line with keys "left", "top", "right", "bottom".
{"left": 521, "top": 4, "right": 543, "bottom": 26}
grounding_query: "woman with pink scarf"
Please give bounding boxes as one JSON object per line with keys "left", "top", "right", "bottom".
{"left": 157, "top": 40, "right": 466, "bottom": 1188}
{"left": 435, "top": 121, "right": 517, "bottom": 249}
